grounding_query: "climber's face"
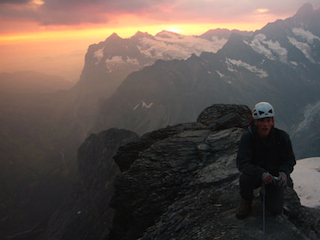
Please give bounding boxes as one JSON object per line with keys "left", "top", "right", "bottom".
{"left": 254, "top": 117, "right": 274, "bottom": 138}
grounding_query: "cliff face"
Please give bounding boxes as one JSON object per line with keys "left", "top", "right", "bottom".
{"left": 44, "top": 129, "right": 139, "bottom": 240}
{"left": 108, "top": 104, "right": 320, "bottom": 240}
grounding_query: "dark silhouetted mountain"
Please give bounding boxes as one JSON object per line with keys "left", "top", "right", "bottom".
{"left": 43, "top": 128, "right": 139, "bottom": 240}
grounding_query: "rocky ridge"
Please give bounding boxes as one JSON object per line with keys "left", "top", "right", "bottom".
{"left": 108, "top": 104, "right": 320, "bottom": 240}
{"left": 43, "top": 104, "right": 320, "bottom": 240}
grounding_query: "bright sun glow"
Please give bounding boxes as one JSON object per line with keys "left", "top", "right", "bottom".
{"left": 0, "top": 21, "right": 265, "bottom": 45}
{"left": 164, "top": 27, "right": 182, "bottom": 34}
{"left": 257, "top": 8, "right": 269, "bottom": 13}
{"left": 33, "top": 0, "right": 44, "bottom": 5}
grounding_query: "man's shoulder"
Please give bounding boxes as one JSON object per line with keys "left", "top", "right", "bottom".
{"left": 240, "top": 129, "right": 255, "bottom": 144}
{"left": 274, "top": 127, "right": 290, "bottom": 142}
{"left": 242, "top": 129, "right": 253, "bottom": 138}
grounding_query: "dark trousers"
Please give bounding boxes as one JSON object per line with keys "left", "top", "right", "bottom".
{"left": 239, "top": 173, "right": 284, "bottom": 216}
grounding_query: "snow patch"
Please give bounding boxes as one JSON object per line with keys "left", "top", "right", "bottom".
{"left": 290, "top": 61, "right": 298, "bottom": 66}
{"left": 247, "top": 34, "right": 275, "bottom": 61}
{"left": 137, "top": 34, "right": 227, "bottom": 61}
{"left": 216, "top": 70, "right": 225, "bottom": 78}
{"left": 133, "top": 103, "right": 140, "bottom": 110}
{"left": 263, "top": 39, "right": 287, "bottom": 63}
{"left": 94, "top": 47, "right": 104, "bottom": 65}
{"left": 226, "top": 58, "right": 268, "bottom": 78}
{"left": 226, "top": 60, "right": 237, "bottom": 72}
{"left": 291, "top": 157, "right": 320, "bottom": 208}
{"left": 142, "top": 101, "right": 153, "bottom": 108}
{"left": 126, "top": 57, "right": 139, "bottom": 65}
{"left": 105, "top": 56, "right": 125, "bottom": 73}
{"left": 247, "top": 34, "right": 287, "bottom": 63}
{"left": 288, "top": 37, "right": 315, "bottom": 63}
{"left": 294, "top": 100, "right": 320, "bottom": 134}
{"left": 105, "top": 56, "right": 140, "bottom": 73}
{"left": 292, "top": 28, "right": 320, "bottom": 44}
{"left": 133, "top": 101, "right": 154, "bottom": 110}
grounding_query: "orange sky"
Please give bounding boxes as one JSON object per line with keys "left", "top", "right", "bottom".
{"left": 0, "top": 0, "right": 319, "bottom": 82}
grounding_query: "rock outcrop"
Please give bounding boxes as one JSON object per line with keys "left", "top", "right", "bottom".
{"left": 43, "top": 104, "right": 320, "bottom": 240}
{"left": 108, "top": 104, "right": 320, "bottom": 240}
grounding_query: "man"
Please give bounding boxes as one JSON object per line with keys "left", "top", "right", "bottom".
{"left": 235, "top": 102, "right": 296, "bottom": 219}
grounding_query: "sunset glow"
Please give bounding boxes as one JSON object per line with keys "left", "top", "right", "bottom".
{"left": 0, "top": 0, "right": 319, "bottom": 81}
{"left": 257, "top": 8, "right": 269, "bottom": 13}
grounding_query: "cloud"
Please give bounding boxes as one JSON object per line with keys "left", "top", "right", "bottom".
{"left": 0, "top": 0, "right": 32, "bottom": 4}
{"left": 0, "top": 0, "right": 319, "bottom": 27}
{"left": 0, "top": 0, "right": 177, "bottom": 26}
{"left": 36, "top": 0, "right": 165, "bottom": 25}
{"left": 40, "top": 0, "right": 172, "bottom": 13}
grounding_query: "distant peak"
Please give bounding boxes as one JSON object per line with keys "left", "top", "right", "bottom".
{"left": 134, "top": 31, "right": 144, "bottom": 36}
{"left": 131, "top": 31, "right": 154, "bottom": 40}
{"left": 107, "top": 32, "right": 122, "bottom": 40}
{"left": 155, "top": 30, "right": 181, "bottom": 38}
{"left": 203, "top": 28, "right": 230, "bottom": 34}
{"left": 294, "top": 3, "right": 314, "bottom": 17}
{"left": 104, "top": 32, "right": 124, "bottom": 44}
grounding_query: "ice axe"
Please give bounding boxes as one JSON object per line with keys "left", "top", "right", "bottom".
{"left": 262, "top": 182, "right": 266, "bottom": 240}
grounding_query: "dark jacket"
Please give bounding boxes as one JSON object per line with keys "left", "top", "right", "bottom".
{"left": 236, "top": 126, "right": 296, "bottom": 178}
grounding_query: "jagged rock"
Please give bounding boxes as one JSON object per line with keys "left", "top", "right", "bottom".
{"left": 108, "top": 104, "right": 320, "bottom": 240}
{"left": 197, "top": 104, "right": 251, "bottom": 129}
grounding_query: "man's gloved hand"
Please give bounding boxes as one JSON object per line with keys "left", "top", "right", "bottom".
{"left": 261, "top": 172, "right": 274, "bottom": 185}
{"left": 277, "top": 172, "right": 287, "bottom": 187}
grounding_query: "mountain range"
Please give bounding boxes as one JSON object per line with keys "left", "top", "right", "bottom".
{"left": 92, "top": 3, "right": 320, "bottom": 158}
{"left": 77, "top": 28, "right": 251, "bottom": 98}
{"left": 73, "top": 28, "right": 252, "bottom": 132}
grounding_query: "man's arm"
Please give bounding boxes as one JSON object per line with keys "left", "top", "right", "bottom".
{"left": 279, "top": 131, "right": 296, "bottom": 176}
{"left": 236, "top": 132, "right": 265, "bottom": 178}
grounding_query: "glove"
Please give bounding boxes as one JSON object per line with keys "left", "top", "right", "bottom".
{"left": 277, "top": 172, "right": 287, "bottom": 187}
{"left": 261, "top": 172, "right": 274, "bottom": 185}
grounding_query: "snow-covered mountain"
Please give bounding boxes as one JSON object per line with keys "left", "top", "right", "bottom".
{"left": 98, "top": 31, "right": 227, "bottom": 70}
{"left": 70, "top": 28, "right": 251, "bottom": 137}
{"left": 93, "top": 3, "right": 320, "bottom": 160}
{"left": 251, "top": 5, "right": 320, "bottom": 66}
{"left": 76, "top": 29, "right": 251, "bottom": 98}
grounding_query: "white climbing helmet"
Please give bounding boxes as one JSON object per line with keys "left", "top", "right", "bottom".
{"left": 252, "top": 102, "right": 275, "bottom": 119}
